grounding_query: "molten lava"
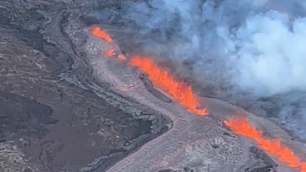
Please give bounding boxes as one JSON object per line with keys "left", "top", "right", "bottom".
{"left": 90, "top": 26, "right": 305, "bottom": 172}
{"left": 225, "top": 117, "right": 305, "bottom": 171}
{"left": 90, "top": 26, "right": 113, "bottom": 43}
{"left": 301, "top": 163, "right": 306, "bottom": 172}
{"left": 129, "top": 55, "right": 208, "bottom": 115}
{"left": 89, "top": 26, "right": 207, "bottom": 115}
{"left": 117, "top": 54, "right": 127, "bottom": 60}
{"left": 105, "top": 48, "right": 115, "bottom": 57}
{"left": 104, "top": 48, "right": 127, "bottom": 60}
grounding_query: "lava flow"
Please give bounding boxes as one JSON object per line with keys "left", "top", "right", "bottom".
{"left": 105, "top": 48, "right": 115, "bottom": 57}
{"left": 91, "top": 26, "right": 113, "bottom": 43}
{"left": 129, "top": 55, "right": 208, "bottom": 115}
{"left": 90, "top": 26, "right": 305, "bottom": 172}
{"left": 89, "top": 27, "right": 208, "bottom": 116}
{"left": 225, "top": 117, "right": 306, "bottom": 172}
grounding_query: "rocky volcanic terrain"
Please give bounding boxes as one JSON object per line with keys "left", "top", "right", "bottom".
{"left": 1, "top": 0, "right": 306, "bottom": 172}
{"left": 0, "top": 0, "right": 169, "bottom": 171}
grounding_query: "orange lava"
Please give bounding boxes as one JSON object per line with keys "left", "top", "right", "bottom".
{"left": 105, "top": 48, "right": 115, "bottom": 57}
{"left": 90, "top": 26, "right": 113, "bottom": 43}
{"left": 90, "top": 26, "right": 306, "bottom": 171}
{"left": 104, "top": 48, "right": 126, "bottom": 60}
{"left": 117, "top": 54, "right": 127, "bottom": 60}
{"left": 225, "top": 117, "right": 305, "bottom": 171}
{"left": 301, "top": 163, "right": 306, "bottom": 172}
{"left": 129, "top": 55, "right": 208, "bottom": 115}
{"left": 89, "top": 26, "right": 207, "bottom": 115}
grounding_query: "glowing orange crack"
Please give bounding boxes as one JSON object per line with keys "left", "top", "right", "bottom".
{"left": 225, "top": 117, "right": 306, "bottom": 172}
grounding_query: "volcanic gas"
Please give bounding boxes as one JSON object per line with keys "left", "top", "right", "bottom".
{"left": 90, "top": 26, "right": 306, "bottom": 172}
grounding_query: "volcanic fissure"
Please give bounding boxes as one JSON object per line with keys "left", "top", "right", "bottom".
{"left": 91, "top": 26, "right": 306, "bottom": 172}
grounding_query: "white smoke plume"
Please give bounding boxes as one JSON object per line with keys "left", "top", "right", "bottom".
{"left": 88, "top": 0, "right": 306, "bottom": 140}
{"left": 120, "top": 0, "right": 306, "bottom": 97}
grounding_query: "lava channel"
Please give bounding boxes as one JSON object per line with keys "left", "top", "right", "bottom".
{"left": 89, "top": 26, "right": 208, "bottom": 116}
{"left": 129, "top": 55, "right": 208, "bottom": 116}
{"left": 225, "top": 117, "right": 306, "bottom": 172}
{"left": 90, "top": 26, "right": 306, "bottom": 172}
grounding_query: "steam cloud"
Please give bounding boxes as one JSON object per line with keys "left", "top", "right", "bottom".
{"left": 120, "top": 0, "right": 306, "bottom": 95}
{"left": 91, "top": 0, "right": 306, "bottom": 140}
